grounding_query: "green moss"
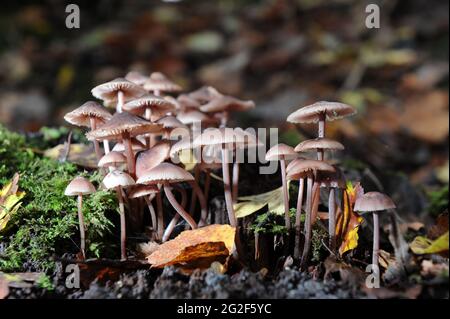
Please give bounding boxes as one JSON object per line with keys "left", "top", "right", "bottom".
{"left": 0, "top": 125, "right": 117, "bottom": 272}
{"left": 426, "top": 185, "right": 449, "bottom": 217}
{"left": 311, "top": 226, "right": 328, "bottom": 263}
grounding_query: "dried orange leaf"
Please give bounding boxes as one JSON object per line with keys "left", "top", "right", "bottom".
{"left": 147, "top": 224, "right": 236, "bottom": 268}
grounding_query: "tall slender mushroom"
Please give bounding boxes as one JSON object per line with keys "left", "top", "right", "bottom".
{"left": 137, "top": 163, "right": 198, "bottom": 230}
{"left": 92, "top": 78, "right": 146, "bottom": 113}
{"left": 64, "top": 176, "right": 96, "bottom": 260}
{"left": 64, "top": 101, "right": 112, "bottom": 161}
{"left": 143, "top": 72, "right": 182, "bottom": 97}
{"left": 103, "top": 170, "right": 135, "bottom": 260}
{"left": 286, "top": 160, "right": 335, "bottom": 266}
{"left": 354, "top": 192, "right": 396, "bottom": 272}
{"left": 265, "top": 143, "right": 298, "bottom": 230}
{"left": 86, "top": 112, "right": 163, "bottom": 178}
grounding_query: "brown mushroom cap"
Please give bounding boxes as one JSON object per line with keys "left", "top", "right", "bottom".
{"left": 65, "top": 176, "right": 96, "bottom": 196}
{"left": 135, "top": 141, "right": 171, "bottom": 178}
{"left": 112, "top": 138, "right": 146, "bottom": 153}
{"left": 143, "top": 72, "right": 182, "bottom": 93}
{"left": 286, "top": 159, "right": 335, "bottom": 180}
{"left": 64, "top": 101, "right": 112, "bottom": 127}
{"left": 125, "top": 71, "right": 149, "bottom": 86}
{"left": 103, "top": 170, "right": 135, "bottom": 189}
{"left": 156, "top": 115, "right": 189, "bottom": 131}
{"left": 193, "top": 127, "right": 261, "bottom": 148}
{"left": 354, "top": 192, "right": 396, "bottom": 213}
{"left": 187, "top": 86, "right": 222, "bottom": 103}
{"left": 86, "top": 112, "right": 163, "bottom": 141}
{"left": 91, "top": 78, "right": 146, "bottom": 101}
{"left": 177, "top": 94, "right": 202, "bottom": 110}
{"left": 123, "top": 94, "right": 175, "bottom": 115}
{"left": 127, "top": 184, "right": 159, "bottom": 199}
{"left": 317, "top": 166, "right": 346, "bottom": 188}
{"left": 98, "top": 151, "right": 127, "bottom": 168}
{"left": 200, "top": 95, "right": 255, "bottom": 113}
{"left": 294, "top": 138, "right": 345, "bottom": 152}
{"left": 177, "top": 110, "right": 217, "bottom": 125}
{"left": 287, "top": 101, "right": 356, "bottom": 124}
{"left": 137, "top": 162, "right": 194, "bottom": 185}
{"left": 265, "top": 143, "right": 297, "bottom": 161}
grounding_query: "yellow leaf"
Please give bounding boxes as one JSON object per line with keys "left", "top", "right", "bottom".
{"left": 44, "top": 143, "right": 98, "bottom": 168}
{"left": 337, "top": 187, "right": 364, "bottom": 256}
{"left": 410, "top": 232, "right": 449, "bottom": 255}
{"left": 0, "top": 174, "right": 25, "bottom": 233}
{"left": 178, "top": 149, "right": 197, "bottom": 171}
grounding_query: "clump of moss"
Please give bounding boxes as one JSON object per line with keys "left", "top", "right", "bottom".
{"left": 311, "top": 226, "right": 328, "bottom": 263}
{"left": 0, "top": 125, "right": 117, "bottom": 272}
{"left": 426, "top": 185, "right": 449, "bottom": 217}
{"left": 250, "top": 210, "right": 297, "bottom": 235}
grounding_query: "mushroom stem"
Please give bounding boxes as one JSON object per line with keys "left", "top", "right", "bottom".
{"left": 117, "top": 90, "right": 124, "bottom": 113}
{"left": 221, "top": 146, "right": 237, "bottom": 227}
{"left": 123, "top": 134, "right": 136, "bottom": 178}
{"left": 372, "top": 211, "right": 380, "bottom": 271}
{"left": 115, "top": 186, "right": 127, "bottom": 261}
{"left": 190, "top": 180, "right": 208, "bottom": 226}
{"left": 156, "top": 192, "right": 164, "bottom": 240}
{"left": 77, "top": 195, "right": 86, "bottom": 260}
{"left": 204, "top": 169, "right": 211, "bottom": 204}
{"left": 220, "top": 111, "right": 229, "bottom": 128}
{"left": 188, "top": 165, "right": 201, "bottom": 219}
{"left": 162, "top": 186, "right": 188, "bottom": 242}
{"left": 318, "top": 112, "right": 326, "bottom": 160}
{"left": 164, "top": 184, "right": 197, "bottom": 230}
{"left": 144, "top": 195, "right": 158, "bottom": 233}
{"left": 301, "top": 176, "right": 314, "bottom": 267}
{"left": 232, "top": 161, "right": 240, "bottom": 203}
{"left": 328, "top": 188, "right": 336, "bottom": 251}
{"left": 280, "top": 157, "right": 291, "bottom": 230}
{"left": 294, "top": 178, "right": 304, "bottom": 259}
{"left": 89, "top": 118, "right": 103, "bottom": 161}
{"left": 144, "top": 108, "right": 152, "bottom": 148}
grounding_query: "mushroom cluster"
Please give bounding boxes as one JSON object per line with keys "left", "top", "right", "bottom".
{"left": 64, "top": 72, "right": 256, "bottom": 260}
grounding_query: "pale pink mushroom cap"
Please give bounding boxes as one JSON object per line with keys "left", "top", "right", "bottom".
{"left": 65, "top": 176, "right": 96, "bottom": 196}
{"left": 287, "top": 101, "right": 356, "bottom": 124}
{"left": 103, "top": 170, "right": 135, "bottom": 189}
{"left": 265, "top": 143, "right": 297, "bottom": 161}
{"left": 354, "top": 192, "right": 396, "bottom": 213}
{"left": 137, "top": 162, "right": 194, "bottom": 185}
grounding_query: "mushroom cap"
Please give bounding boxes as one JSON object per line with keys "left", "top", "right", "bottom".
{"left": 193, "top": 127, "right": 261, "bottom": 149}
{"left": 127, "top": 184, "right": 159, "bottom": 199}
{"left": 286, "top": 159, "right": 335, "bottom": 180}
{"left": 143, "top": 72, "right": 182, "bottom": 93}
{"left": 156, "top": 115, "right": 188, "bottom": 130}
{"left": 177, "top": 110, "right": 217, "bottom": 125}
{"left": 125, "top": 71, "right": 149, "bottom": 86}
{"left": 98, "top": 151, "right": 127, "bottom": 168}
{"left": 354, "top": 192, "right": 396, "bottom": 213}
{"left": 103, "top": 170, "right": 135, "bottom": 189}
{"left": 177, "top": 94, "right": 202, "bottom": 110}
{"left": 123, "top": 94, "right": 175, "bottom": 115}
{"left": 65, "top": 176, "right": 96, "bottom": 196}
{"left": 112, "top": 138, "right": 147, "bottom": 153}
{"left": 317, "top": 166, "right": 346, "bottom": 188}
{"left": 137, "top": 162, "right": 194, "bottom": 185}
{"left": 135, "top": 141, "right": 171, "bottom": 178}
{"left": 200, "top": 95, "right": 255, "bottom": 113}
{"left": 295, "top": 138, "right": 345, "bottom": 152}
{"left": 64, "top": 101, "right": 112, "bottom": 127}
{"left": 91, "top": 78, "right": 146, "bottom": 101}
{"left": 86, "top": 112, "right": 163, "bottom": 141}
{"left": 188, "top": 86, "right": 222, "bottom": 103}
{"left": 265, "top": 143, "right": 297, "bottom": 161}
{"left": 287, "top": 101, "right": 356, "bottom": 124}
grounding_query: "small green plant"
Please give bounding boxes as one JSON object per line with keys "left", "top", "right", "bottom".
{"left": 427, "top": 185, "right": 449, "bottom": 217}
{"left": 250, "top": 210, "right": 296, "bottom": 235}
{"left": 36, "top": 274, "right": 55, "bottom": 291}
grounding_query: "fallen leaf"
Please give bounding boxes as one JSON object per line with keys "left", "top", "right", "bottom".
{"left": 428, "top": 213, "right": 449, "bottom": 239}
{"left": 147, "top": 224, "right": 236, "bottom": 268}
{"left": 0, "top": 276, "right": 9, "bottom": 299}
{"left": 0, "top": 174, "right": 25, "bottom": 233}
{"left": 44, "top": 143, "right": 98, "bottom": 168}
{"left": 410, "top": 231, "right": 449, "bottom": 255}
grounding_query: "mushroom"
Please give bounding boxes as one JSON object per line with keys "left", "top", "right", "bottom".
{"left": 156, "top": 115, "right": 189, "bottom": 140}
{"left": 295, "top": 138, "right": 345, "bottom": 161}
{"left": 187, "top": 86, "right": 222, "bottom": 104}
{"left": 64, "top": 101, "right": 112, "bottom": 161}
{"left": 287, "top": 101, "right": 356, "bottom": 159}
{"left": 91, "top": 78, "right": 146, "bottom": 113}
{"left": 265, "top": 143, "right": 298, "bottom": 230}
{"left": 103, "top": 170, "right": 135, "bottom": 260}
{"left": 112, "top": 138, "right": 146, "bottom": 155}
{"left": 98, "top": 150, "right": 127, "bottom": 173}
{"left": 64, "top": 176, "right": 96, "bottom": 259}
{"left": 161, "top": 185, "right": 189, "bottom": 242}
{"left": 137, "top": 163, "right": 199, "bottom": 230}
{"left": 193, "top": 127, "right": 259, "bottom": 227}
{"left": 354, "top": 192, "right": 396, "bottom": 271}
{"left": 128, "top": 184, "right": 160, "bottom": 238}
{"left": 200, "top": 94, "right": 255, "bottom": 127}
{"left": 86, "top": 112, "right": 163, "bottom": 178}
{"left": 143, "top": 72, "right": 182, "bottom": 96}
{"left": 287, "top": 159, "right": 335, "bottom": 266}
{"left": 317, "top": 167, "right": 346, "bottom": 251}
{"left": 123, "top": 95, "right": 175, "bottom": 147}
{"left": 125, "top": 71, "right": 149, "bottom": 86}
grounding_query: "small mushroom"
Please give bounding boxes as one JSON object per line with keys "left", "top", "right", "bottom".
{"left": 112, "top": 138, "right": 146, "bottom": 155}
{"left": 86, "top": 112, "right": 163, "bottom": 178}
{"left": 265, "top": 143, "right": 298, "bottom": 230}
{"left": 64, "top": 176, "right": 96, "bottom": 260}
{"left": 199, "top": 95, "right": 255, "bottom": 127}
{"left": 187, "top": 86, "right": 222, "bottom": 104}
{"left": 64, "top": 101, "right": 112, "bottom": 161}
{"left": 137, "top": 163, "right": 199, "bottom": 230}
{"left": 91, "top": 78, "right": 146, "bottom": 113}
{"left": 295, "top": 137, "right": 344, "bottom": 161}
{"left": 125, "top": 71, "right": 149, "bottom": 86}
{"left": 143, "top": 72, "right": 182, "bottom": 96}
{"left": 354, "top": 192, "right": 396, "bottom": 271}
{"left": 103, "top": 170, "right": 135, "bottom": 260}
